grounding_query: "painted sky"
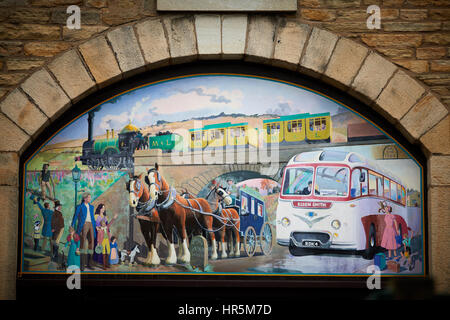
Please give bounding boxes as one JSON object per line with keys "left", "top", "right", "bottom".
{"left": 49, "top": 75, "right": 344, "bottom": 144}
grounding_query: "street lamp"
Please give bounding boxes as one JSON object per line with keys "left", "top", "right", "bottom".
{"left": 72, "top": 164, "right": 81, "bottom": 210}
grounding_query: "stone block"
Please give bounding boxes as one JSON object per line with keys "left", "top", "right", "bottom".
{"left": 423, "top": 33, "right": 450, "bottom": 45}
{"left": 24, "top": 41, "right": 71, "bottom": 57}
{"left": 0, "top": 89, "right": 48, "bottom": 136}
{"left": 6, "top": 59, "right": 45, "bottom": 71}
{"left": 221, "top": 14, "right": 247, "bottom": 59}
{"left": 324, "top": 37, "right": 368, "bottom": 90}
{"left": 272, "top": 20, "right": 310, "bottom": 70}
{"left": 301, "top": 9, "right": 336, "bottom": 21}
{"left": 195, "top": 15, "right": 221, "bottom": 59}
{"left": 0, "top": 152, "right": 18, "bottom": 186}
{"left": 420, "top": 116, "right": 450, "bottom": 155}
{"left": 428, "top": 155, "right": 450, "bottom": 187}
{"left": 0, "top": 73, "right": 27, "bottom": 86}
{"left": 430, "top": 60, "right": 450, "bottom": 72}
{"left": 79, "top": 36, "right": 122, "bottom": 87}
{"left": 0, "top": 23, "right": 60, "bottom": 40}
{"left": 375, "top": 70, "right": 425, "bottom": 124}
{"left": 62, "top": 25, "right": 108, "bottom": 41}
{"left": 0, "top": 114, "right": 29, "bottom": 152}
{"left": 351, "top": 52, "right": 397, "bottom": 104}
{"left": 361, "top": 34, "right": 422, "bottom": 47}
{"left": 393, "top": 59, "right": 429, "bottom": 73}
{"left": 163, "top": 16, "right": 197, "bottom": 64}
{"left": 0, "top": 186, "right": 18, "bottom": 300}
{"left": 416, "top": 47, "right": 447, "bottom": 60}
{"left": 157, "top": 0, "right": 297, "bottom": 11}
{"left": 400, "top": 93, "right": 448, "bottom": 142}
{"left": 300, "top": 27, "right": 338, "bottom": 78}
{"left": 135, "top": 18, "right": 170, "bottom": 68}
{"left": 48, "top": 50, "right": 96, "bottom": 102}
{"left": 383, "top": 22, "right": 441, "bottom": 32}
{"left": 106, "top": 25, "right": 146, "bottom": 77}
{"left": 21, "top": 69, "right": 71, "bottom": 120}
{"left": 428, "top": 186, "right": 450, "bottom": 294}
{"left": 246, "top": 15, "right": 277, "bottom": 63}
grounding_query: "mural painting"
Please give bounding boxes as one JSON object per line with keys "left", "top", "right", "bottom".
{"left": 20, "top": 75, "right": 424, "bottom": 276}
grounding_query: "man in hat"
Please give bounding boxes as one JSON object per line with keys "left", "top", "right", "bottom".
{"left": 40, "top": 163, "right": 54, "bottom": 200}
{"left": 71, "top": 192, "right": 96, "bottom": 271}
{"left": 32, "top": 196, "right": 53, "bottom": 254}
{"left": 51, "top": 200, "right": 65, "bottom": 262}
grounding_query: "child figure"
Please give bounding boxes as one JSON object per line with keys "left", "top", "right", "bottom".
{"left": 65, "top": 226, "right": 81, "bottom": 269}
{"left": 401, "top": 228, "right": 414, "bottom": 271}
{"left": 33, "top": 220, "right": 42, "bottom": 251}
{"left": 96, "top": 214, "right": 117, "bottom": 270}
{"left": 109, "top": 236, "right": 119, "bottom": 265}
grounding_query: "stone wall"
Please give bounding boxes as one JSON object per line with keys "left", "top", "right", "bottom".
{"left": 0, "top": 0, "right": 449, "bottom": 107}
{"left": 0, "top": 0, "right": 449, "bottom": 299}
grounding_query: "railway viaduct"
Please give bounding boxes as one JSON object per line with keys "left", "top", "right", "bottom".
{"left": 133, "top": 138, "right": 392, "bottom": 196}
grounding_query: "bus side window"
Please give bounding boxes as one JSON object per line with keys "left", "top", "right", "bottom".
{"left": 368, "top": 173, "right": 377, "bottom": 196}
{"left": 384, "top": 179, "right": 390, "bottom": 199}
{"left": 396, "top": 183, "right": 402, "bottom": 203}
{"left": 351, "top": 169, "right": 361, "bottom": 198}
{"left": 361, "top": 169, "right": 368, "bottom": 195}
{"left": 401, "top": 186, "right": 406, "bottom": 205}
{"left": 390, "top": 181, "right": 397, "bottom": 202}
{"left": 377, "top": 177, "right": 383, "bottom": 197}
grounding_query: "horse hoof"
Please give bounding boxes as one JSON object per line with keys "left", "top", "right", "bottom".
{"left": 211, "top": 254, "right": 218, "bottom": 260}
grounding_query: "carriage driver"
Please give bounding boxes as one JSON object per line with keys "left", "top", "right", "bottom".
{"left": 71, "top": 192, "right": 96, "bottom": 271}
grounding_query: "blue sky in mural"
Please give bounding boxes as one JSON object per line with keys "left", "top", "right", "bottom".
{"left": 49, "top": 76, "right": 344, "bottom": 144}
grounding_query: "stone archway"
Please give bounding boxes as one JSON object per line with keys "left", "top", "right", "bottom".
{"left": 1, "top": 14, "right": 449, "bottom": 298}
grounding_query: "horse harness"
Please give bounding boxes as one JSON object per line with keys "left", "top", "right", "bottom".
{"left": 143, "top": 169, "right": 239, "bottom": 232}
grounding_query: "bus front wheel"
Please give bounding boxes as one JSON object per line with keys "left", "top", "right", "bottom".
{"left": 362, "top": 224, "right": 376, "bottom": 260}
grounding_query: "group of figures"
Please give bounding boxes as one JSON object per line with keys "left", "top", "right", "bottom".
{"left": 127, "top": 163, "right": 242, "bottom": 266}
{"left": 379, "top": 202, "right": 417, "bottom": 271}
{"left": 30, "top": 184, "right": 122, "bottom": 271}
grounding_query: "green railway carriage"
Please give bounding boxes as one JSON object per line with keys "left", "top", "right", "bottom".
{"left": 149, "top": 133, "right": 184, "bottom": 152}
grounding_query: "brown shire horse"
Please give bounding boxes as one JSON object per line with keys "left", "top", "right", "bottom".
{"left": 146, "top": 163, "right": 218, "bottom": 264}
{"left": 209, "top": 187, "right": 241, "bottom": 259}
{"left": 184, "top": 187, "right": 241, "bottom": 259}
{"left": 126, "top": 173, "right": 164, "bottom": 265}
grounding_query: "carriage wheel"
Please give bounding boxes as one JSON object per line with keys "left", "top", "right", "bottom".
{"left": 260, "top": 222, "right": 273, "bottom": 256}
{"left": 244, "top": 226, "right": 257, "bottom": 258}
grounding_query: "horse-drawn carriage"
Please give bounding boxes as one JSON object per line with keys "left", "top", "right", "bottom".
{"left": 227, "top": 186, "right": 273, "bottom": 257}
{"left": 126, "top": 165, "right": 274, "bottom": 266}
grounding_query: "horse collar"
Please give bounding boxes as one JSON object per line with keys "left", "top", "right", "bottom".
{"left": 156, "top": 186, "right": 177, "bottom": 210}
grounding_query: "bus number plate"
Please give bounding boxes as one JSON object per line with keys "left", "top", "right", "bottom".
{"left": 302, "top": 240, "right": 320, "bottom": 247}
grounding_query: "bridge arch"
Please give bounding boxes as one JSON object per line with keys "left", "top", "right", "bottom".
{"left": 1, "top": 14, "right": 449, "bottom": 296}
